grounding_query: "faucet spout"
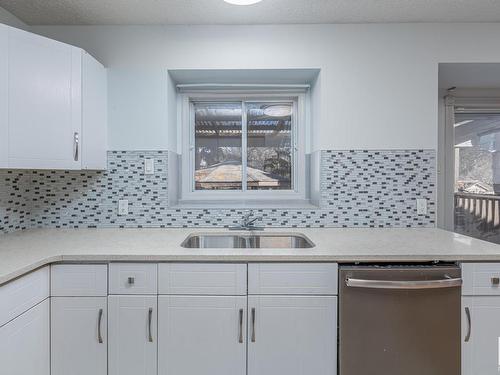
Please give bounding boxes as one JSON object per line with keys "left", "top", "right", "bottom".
{"left": 230, "top": 210, "right": 264, "bottom": 231}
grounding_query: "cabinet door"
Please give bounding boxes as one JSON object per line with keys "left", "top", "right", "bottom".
{"left": 0, "top": 299, "right": 50, "bottom": 375}
{"left": 248, "top": 295, "right": 337, "bottom": 375}
{"left": 51, "top": 297, "right": 107, "bottom": 375}
{"left": 108, "top": 295, "right": 157, "bottom": 375}
{"left": 0, "top": 24, "right": 7, "bottom": 168}
{"left": 7, "top": 27, "right": 81, "bottom": 169}
{"left": 82, "top": 51, "right": 107, "bottom": 170}
{"left": 462, "top": 296, "right": 500, "bottom": 375}
{"left": 158, "top": 295, "right": 246, "bottom": 375}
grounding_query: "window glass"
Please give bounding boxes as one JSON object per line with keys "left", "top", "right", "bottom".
{"left": 192, "top": 100, "right": 295, "bottom": 193}
{"left": 454, "top": 113, "right": 500, "bottom": 194}
{"left": 194, "top": 102, "right": 242, "bottom": 190}
{"left": 453, "top": 112, "right": 500, "bottom": 244}
{"left": 246, "top": 103, "right": 293, "bottom": 190}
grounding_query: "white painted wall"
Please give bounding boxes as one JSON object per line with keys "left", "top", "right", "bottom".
{"left": 31, "top": 24, "right": 500, "bottom": 151}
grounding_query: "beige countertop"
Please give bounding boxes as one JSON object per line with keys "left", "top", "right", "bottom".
{"left": 1, "top": 227, "right": 500, "bottom": 285}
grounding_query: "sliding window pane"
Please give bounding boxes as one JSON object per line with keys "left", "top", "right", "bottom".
{"left": 454, "top": 112, "right": 500, "bottom": 243}
{"left": 246, "top": 103, "right": 293, "bottom": 190}
{"left": 194, "top": 102, "right": 242, "bottom": 190}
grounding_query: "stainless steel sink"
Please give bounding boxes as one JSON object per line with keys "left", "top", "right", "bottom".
{"left": 181, "top": 233, "right": 315, "bottom": 249}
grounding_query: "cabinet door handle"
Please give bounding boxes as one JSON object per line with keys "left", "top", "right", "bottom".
{"left": 238, "top": 308, "right": 243, "bottom": 343}
{"left": 98, "top": 308, "right": 103, "bottom": 344}
{"left": 148, "top": 307, "right": 153, "bottom": 342}
{"left": 73, "top": 132, "right": 79, "bottom": 162}
{"left": 251, "top": 307, "right": 256, "bottom": 343}
{"left": 465, "top": 306, "right": 471, "bottom": 342}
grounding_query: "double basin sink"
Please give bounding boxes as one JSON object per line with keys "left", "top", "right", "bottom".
{"left": 181, "top": 233, "right": 315, "bottom": 249}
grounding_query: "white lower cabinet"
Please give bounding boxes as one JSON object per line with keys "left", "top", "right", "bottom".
{"left": 158, "top": 295, "right": 247, "bottom": 375}
{"left": 108, "top": 295, "right": 157, "bottom": 375}
{"left": 0, "top": 299, "right": 50, "bottom": 375}
{"left": 462, "top": 296, "right": 500, "bottom": 375}
{"left": 51, "top": 297, "right": 107, "bottom": 375}
{"left": 248, "top": 295, "right": 337, "bottom": 375}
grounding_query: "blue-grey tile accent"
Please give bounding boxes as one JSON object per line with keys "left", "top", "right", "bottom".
{"left": 0, "top": 171, "right": 31, "bottom": 233}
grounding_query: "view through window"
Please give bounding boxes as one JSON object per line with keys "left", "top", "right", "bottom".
{"left": 454, "top": 111, "right": 500, "bottom": 243}
{"left": 193, "top": 101, "right": 293, "bottom": 192}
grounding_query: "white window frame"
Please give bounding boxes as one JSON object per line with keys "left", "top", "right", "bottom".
{"left": 178, "top": 90, "right": 309, "bottom": 204}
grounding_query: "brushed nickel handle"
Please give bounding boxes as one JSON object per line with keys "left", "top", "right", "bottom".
{"left": 73, "top": 132, "right": 79, "bottom": 161}
{"left": 98, "top": 308, "right": 103, "bottom": 344}
{"left": 238, "top": 308, "right": 243, "bottom": 343}
{"left": 251, "top": 308, "right": 256, "bottom": 343}
{"left": 345, "top": 277, "right": 462, "bottom": 290}
{"left": 465, "top": 307, "right": 471, "bottom": 342}
{"left": 148, "top": 307, "right": 153, "bottom": 342}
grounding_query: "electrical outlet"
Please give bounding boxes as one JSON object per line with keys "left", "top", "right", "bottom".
{"left": 144, "top": 158, "right": 155, "bottom": 175}
{"left": 118, "top": 199, "right": 129, "bottom": 215}
{"left": 416, "top": 198, "right": 427, "bottom": 215}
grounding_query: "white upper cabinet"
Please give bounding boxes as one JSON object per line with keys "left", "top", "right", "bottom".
{"left": 7, "top": 26, "right": 81, "bottom": 169}
{"left": 82, "top": 51, "right": 107, "bottom": 170}
{"left": 0, "top": 24, "right": 8, "bottom": 168}
{"left": 0, "top": 25, "right": 107, "bottom": 170}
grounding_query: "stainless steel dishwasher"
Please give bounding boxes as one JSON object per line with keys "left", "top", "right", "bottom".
{"left": 339, "top": 264, "right": 462, "bottom": 375}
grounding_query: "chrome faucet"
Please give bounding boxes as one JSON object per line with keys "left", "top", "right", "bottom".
{"left": 230, "top": 210, "right": 264, "bottom": 231}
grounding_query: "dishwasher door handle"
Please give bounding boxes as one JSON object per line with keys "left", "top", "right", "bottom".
{"left": 345, "top": 277, "right": 462, "bottom": 290}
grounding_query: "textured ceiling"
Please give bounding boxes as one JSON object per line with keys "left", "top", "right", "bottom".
{"left": 2, "top": 0, "right": 500, "bottom": 25}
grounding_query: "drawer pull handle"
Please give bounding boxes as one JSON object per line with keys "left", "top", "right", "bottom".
{"left": 465, "top": 307, "right": 471, "bottom": 342}
{"left": 98, "top": 308, "right": 103, "bottom": 344}
{"left": 238, "top": 308, "right": 243, "bottom": 343}
{"left": 128, "top": 277, "right": 135, "bottom": 285}
{"left": 492, "top": 277, "right": 500, "bottom": 286}
{"left": 251, "top": 308, "right": 256, "bottom": 343}
{"left": 148, "top": 307, "right": 153, "bottom": 342}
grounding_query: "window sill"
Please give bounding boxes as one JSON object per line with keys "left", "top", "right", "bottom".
{"left": 171, "top": 199, "right": 319, "bottom": 210}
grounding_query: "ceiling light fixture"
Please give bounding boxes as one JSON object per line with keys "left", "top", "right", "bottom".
{"left": 223, "top": 0, "right": 263, "bottom": 5}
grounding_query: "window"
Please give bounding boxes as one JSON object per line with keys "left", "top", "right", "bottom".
{"left": 180, "top": 92, "right": 308, "bottom": 204}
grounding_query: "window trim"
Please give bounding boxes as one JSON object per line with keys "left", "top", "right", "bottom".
{"left": 179, "top": 90, "right": 309, "bottom": 204}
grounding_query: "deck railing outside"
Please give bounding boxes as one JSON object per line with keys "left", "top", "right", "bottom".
{"left": 454, "top": 192, "right": 500, "bottom": 244}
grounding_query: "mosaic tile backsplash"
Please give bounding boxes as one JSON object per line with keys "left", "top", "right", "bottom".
{"left": 0, "top": 150, "right": 436, "bottom": 233}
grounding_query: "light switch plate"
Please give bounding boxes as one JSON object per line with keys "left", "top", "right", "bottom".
{"left": 118, "top": 199, "right": 129, "bottom": 215}
{"left": 144, "top": 158, "right": 155, "bottom": 175}
{"left": 416, "top": 198, "right": 427, "bottom": 215}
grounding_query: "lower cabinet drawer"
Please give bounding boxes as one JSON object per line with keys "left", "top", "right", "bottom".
{"left": 109, "top": 263, "right": 158, "bottom": 295}
{"left": 0, "top": 266, "right": 49, "bottom": 326}
{"left": 462, "top": 263, "right": 500, "bottom": 296}
{"left": 158, "top": 263, "right": 247, "bottom": 295}
{"left": 51, "top": 264, "right": 108, "bottom": 297}
{"left": 248, "top": 263, "right": 338, "bottom": 295}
